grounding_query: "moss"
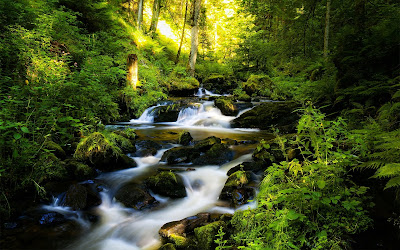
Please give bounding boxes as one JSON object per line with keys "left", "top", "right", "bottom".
{"left": 43, "top": 141, "right": 66, "bottom": 159}
{"left": 169, "top": 234, "right": 190, "bottom": 248}
{"left": 73, "top": 132, "right": 121, "bottom": 163}
{"left": 194, "top": 221, "right": 226, "bottom": 250}
{"left": 169, "top": 77, "right": 200, "bottom": 96}
{"left": 112, "top": 128, "right": 137, "bottom": 140}
{"left": 159, "top": 243, "right": 176, "bottom": 250}
{"left": 194, "top": 136, "right": 222, "bottom": 151}
{"left": 178, "top": 130, "right": 193, "bottom": 146}
{"left": 108, "top": 132, "right": 136, "bottom": 153}
{"left": 242, "top": 74, "right": 278, "bottom": 98}
{"left": 145, "top": 171, "right": 186, "bottom": 198}
{"left": 225, "top": 171, "right": 250, "bottom": 187}
{"left": 214, "top": 98, "right": 238, "bottom": 116}
{"left": 34, "top": 153, "right": 68, "bottom": 183}
{"left": 64, "top": 159, "right": 96, "bottom": 180}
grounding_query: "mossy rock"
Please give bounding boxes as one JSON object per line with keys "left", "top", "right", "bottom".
{"left": 192, "top": 143, "right": 233, "bottom": 166}
{"left": 152, "top": 104, "right": 182, "bottom": 122}
{"left": 35, "top": 152, "right": 69, "bottom": 183}
{"left": 114, "top": 183, "right": 157, "bottom": 210}
{"left": 161, "top": 146, "right": 200, "bottom": 165}
{"left": 243, "top": 74, "right": 274, "bottom": 96}
{"left": 193, "top": 136, "right": 222, "bottom": 152}
{"left": 252, "top": 141, "right": 286, "bottom": 163}
{"left": 61, "top": 184, "right": 102, "bottom": 211}
{"left": 178, "top": 131, "right": 193, "bottom": 146}
{"left": 224, "top": 171, "right": 251, "bottom": 187}
{"left": 219, "top": 171, "right": 255, "bottom": 208}
{"left": 108, "top": 132, "right": 136, "bottom": 153}
{"left": 169, "top": 77, "right": 200, "bottom": 97}
{"left": 160, "top": 243, "right": 176, "bottom": 250}
{"left": 44, "top": 141, "right": 66, "bottom": 159}
{"left": 203, "top": 74, "right": 235, "bottom": 94}
{"left": 145, "top": 171, "right": 187, "bottom": 198}
{"left": 64, "top": 159, "right": 96, "bottom": 181}
{"left": 74, "top": 132, "right": 137, "bottom": 171}
{"left": 135, "top": 140, "right": 162, "bottom": 157}
{"left": 231, "top": 101, "right": 300, "bottom": 133}
{"left": 194, "top": 221, "right": 226, "bottom": 250}
{"left": 227, "top": 161, "right": 265, "bottom": 176}
{"left": 214, "top": 98, "right": 238, "bottom": 116}
{"left": 112, "top": 128, "right": 137, "bottom": 140}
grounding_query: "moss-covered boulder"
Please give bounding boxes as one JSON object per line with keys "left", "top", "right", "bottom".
{"left": 193, "top": 136, "right": 222, "bottom": 152}
{"left": 108, "top": 132, "right": 136, "bottom": 153}
{"left": 153, "top": 105, "right": 181, "bottom": 122}
{"left": 169, "top": 77, "right": 200, "bottom": 97}
{"left": 242, "top": 74, "right": 275, "bottom": 97}
{"left": 194, "top": 221, "right": 226, "bottom": 250}
{"left": 112, "top": 128, "right": 137, "bottom": 140}
{"left": 214, "top": 98, "right": 239, "bottom": 116}
{"left": 231, "top": 101, "right": 300, "bottom": 133}
{"left": 219, "top": 171, "right": 255, "bottom": 208}
{"left": 202, "top": 74, "right": 235, "bottom": 94}
{"left": 192, "top": 144, "right": 233, "bottom": 166}
{"left": 227, "top": 161, "right": 266, "bottom": 176}
{"left": 178, "top": 131, "right": 193, "bottom": 146}
{"left": 43, "top": 141, "right": 66, "bottom": 159}
{"left": 64, "top": 159, "right": 96, "bottom": 181}
{"left": 114, "top": 183, "right": 157, "bottom": 210}
{"left": 74, "top": 132, "right": 137, "bottom": 172}
{"left": 159, "top": 243, "right": 176, "bottom": 250}
{"left": 161, "top": 146, "right": 200, "bottom": 164}
{"left": 145, "top": 171, "right": 187, "bottom": 198}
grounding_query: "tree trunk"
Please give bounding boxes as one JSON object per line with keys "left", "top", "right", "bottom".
{"left": 175, "top": 0, "right": 188, "bottom": 64}
{"left": 150, "top": 0, "right": 161, "bottom": 34}
{"left": 323, "top": 0, "right": 331, "bottom": 59}
{"left": 188, "top": 0, "right": 201, "bottom": 77}
{"left": 127, "top": 54, "right": 138, "bottom": 90}
{"left": 137, "top": 0, "right": 144, "bottom": 30}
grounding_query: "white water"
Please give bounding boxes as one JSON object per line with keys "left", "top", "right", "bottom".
{"left": 195, "top": 87, "right": 222, "bottom": 97}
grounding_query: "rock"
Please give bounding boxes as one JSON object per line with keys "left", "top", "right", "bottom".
{"left": 74, "top": 132, "right": 137, "bottom": 172}
{"left": 192, "top": 144, "right": 234, "bottom": 166}
{"left": 43, "top": 141, "right": 66, "bottom": 159}
{"left": 231, "top": 101, "right": 300, "bottom": 133}
{"left": 161, "top": 146, "right": 200, "bottom": 165}
{"left": 38, "top": 212, "right": 66, "bottom": 226}
{"left": 202, "top": 74, "right": 236, "bottom": 94}
{"left": 222, "top": 138, "right": 238, "bottom": 145}
{"left": 194, "top": 221, "right": 226, "bottom": 250}
{"left": 64, "top": 159, "right": 96, "bottom": 181}
{"left": 219, "top": 171, "right": 255, "bottom": 208}
{"left": 178, "top": 131, "right": 193, "bottom": 146}
{"left": 114, "top": 184, "right": 157, "bottom": 210}
{"left": 168, "top": 77, "right": 200, "bottom": 97}
{"left": 112, "top": 128, "right": 137, "bottom": 140}
{"left": 252, "top": 141, "right": 285, "bottom": 163}
{"left": 160, "top": 243, "right": 176, "bottom": 250}
{"left": 62, "top": 184, "right": 101, "bottom": 210}
{"left": 193, "top": 136, "right": 222, "bottom": 152}
{"left": 214, "top": 98, "right": 239, "bottom": 116}
{"left": 227, "top": 161, "right": 266, "bottom": 176}
{"left": 242, "top": 74, "right": 276, "bottom": 98}
{"left": 135, "top": 140, "right": 162, "bottom": 157}
{"left": 108, "top": 132, "right": 136, "bottom": 153}
{"left": 153, "top": 105, "right": 181, "bottom": 122}
{"left": 235, "top": 102, "right": 254, "bottom": 111}
{"left": 145, "top": 171, "right": 187, "bottom": 198}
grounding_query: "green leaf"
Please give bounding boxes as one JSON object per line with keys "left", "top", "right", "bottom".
{"left": 287, "top": 209, "right": 300, "bottom": 220}
{"left": 21, "top": 127, "right": 29, "bottom": 133}
{"left": 14, "top": 133, "right": 22, "bottom": 140}
{"left": 317, "top": 180, "right": 326, "bottom": 189}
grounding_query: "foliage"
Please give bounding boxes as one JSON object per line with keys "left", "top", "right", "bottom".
{"left": 231, "top": 105, "right": 373, "bottom": 249}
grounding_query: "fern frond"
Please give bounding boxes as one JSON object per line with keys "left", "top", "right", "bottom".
{"left": 385, "top": 176, "right": 400, "bottom": 189}
{"left": 372, "top": 163, "right": 400, "bottom": 179}
{"left": 356, "top": 161, "right": 385, "bottom": 170}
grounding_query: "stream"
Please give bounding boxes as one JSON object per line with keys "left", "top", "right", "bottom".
{"left": 4, "top": 91, "right": 273, "bottom": 250}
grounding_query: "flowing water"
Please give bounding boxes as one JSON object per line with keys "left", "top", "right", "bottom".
{"left": 8, "top": 90, "right": 273, "bottom": 250}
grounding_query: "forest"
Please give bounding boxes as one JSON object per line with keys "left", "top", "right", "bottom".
{"left": 0, "top": 0, "right": 399, "bottom": 249}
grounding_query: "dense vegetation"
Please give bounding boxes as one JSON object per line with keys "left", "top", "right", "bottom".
{"left": 0, "top": 0, "right": 399, "bottom": 248}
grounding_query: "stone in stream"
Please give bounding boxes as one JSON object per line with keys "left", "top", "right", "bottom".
{"left": 193, "top": 136, "right": 221, "bottom": 151}
{"left": 114, "top": 183, "right": 158, "bottom": 210}
{"left": 192, "top": 144, "right": 234, "bottom": 166}
{"left": 62, "top": 183, "right": 102, "bottom": 210}
{"left": 219, "top": 171, "right": 256, "bottom": 208}
{"left": 135, "top": 140, "right": 162, "bottom": 157}
{"left": 227, "top": 161, "right": 266, "bottom": 176}
{"left": 231, "top": 101, "right": 300, "bottom": 133}
{"left": 178, "top": 131, "right": 193, "bottom": 146}
{"left": 161, "top": 146, "right": 200, "bottom": 164}
{"left": 145, "top": 171, "right": 187, "bottom": 198}
{"left": 214, "top": 98, "right": 239, "bottom": 116}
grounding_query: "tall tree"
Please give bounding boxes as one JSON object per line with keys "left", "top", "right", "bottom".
{"left": 137, "top": 0, "right": 144, "bottom": 30}
{"left": 323, "top": 0, "right": 331, "bottom": 59}
{"left": 150, "top": 0, "right": 162, "bottom": 34}
{"left": 175, "top": 0, "right": 189, "bottom": 64}
{"left": 188, "top": 0, "right": 202, "bottom": 76}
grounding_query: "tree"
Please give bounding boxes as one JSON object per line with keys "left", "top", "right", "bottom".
{"left": 137, "top": 0, "right": 144, "bottom": 30}
{"left": 175, "top": 0, "right": 189, "bottom": 64}
{"left": 150, "top": 0, "right": 162, "bottom": 34}
{"left": 323, "top": 0, "right": 331, "bottom": 59}
{"left": 188, "top": 0, "right": 202, "bottom": 76}
{"left": 127, "top": 54, "right": 139, "bottom": 90}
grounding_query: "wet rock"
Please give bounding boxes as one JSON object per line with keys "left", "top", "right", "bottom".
{"left": 64, "top": 159, "right": 96, "bottom": 181}
{"left": 145, "top": 171, "right": 187, "bottom": 198}
{"left": 202, "top": 74, "right": 236, "bottom": 94}
{"left": 219, "top": 171, "right": 255, "bottom": 208}
{"left": 252, "top": 141, "right": 285, "bottom": 164}
{"left": 194, "top": 221, "right": 226, "bottom": 250}
{"left": 160, "top": 243, "right": 176, "bottom": 250}
{"left": 169, "top": 77, "right": 200, "bottom": 97}
{"left": 112, "top": 128, "right": 137, "bottom": 140}
{"left": 235, "top": 102, "right": 254, "bottom": 111}
{"left": 38, "top": 212, "right": 66, "bottom": 226}
{"left": 161, "top": 146, "right": 200, "bottom": 164}
{"left": 227, "top": 161, "right": 266, "bottom": 176}
{"left": 193, "top": 136, "right": 222, "bottom": 152}
{"left": 135, "top": 140, "right": 162, "bottom": 157}
{"left": 109, "top": 132, "right": 136, "bottom": 153}
{"left": 114, "top": 184, "right": 157, "bottom": 210}
{"left": 62, "top": 184, "right": 101, "bottom": 210}
{"left": 214, "top": 98, "right": 239, "bottom": 116}
{"left": 43, "top": 141, "right": 66, "bottom": 159}
{"left": 231, "top": 101, "right": 300, "bottom": 133}
{"left": 192, "top": 144, "right": 234, "bottom": 166}
{"left": 178, "top": 131, "right": 193, "bottom": 146}
{"left": 153, "top": 105, "right": 181, "bottom": 122}
{"left": 74, "top": 132, "right": 137, "bottom": 172}
{"left": 222, "top": 138, "right": 238, "bottom": 145}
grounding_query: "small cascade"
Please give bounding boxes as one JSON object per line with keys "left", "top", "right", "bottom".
{"left": 194, "top": 87, "right": 221, "bottom": 97}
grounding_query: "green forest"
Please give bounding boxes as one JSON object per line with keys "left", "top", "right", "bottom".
{"left": 0, "top": 0, "right": 399, "bottom": 249}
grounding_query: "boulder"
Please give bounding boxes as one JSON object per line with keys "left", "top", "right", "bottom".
{"left": 153, "top": 105, "right": 181, "bottom": 122}
{"left": 178, "top": 131, "right": 193, "bottom": 146}
{"left": 231, "top": 101, "right": 300, "bottom": 133}
{"left": 135, "top": 140, "right": 162, "bottom": 157}
{"left": 43, "top": 141, "right": 66, "bottom": 159}
{"left": 160, "top": 243, "right": 176, "bottom": 250}
{"left": 114, "top": 184, "right": 157, "bottom": 210}
{"left": 168, "top": 77, "right": 200, "bottom": 97}
{"left": 62, "top": 184, "right": 101, "bottom": 210}
{"left": 192, "top": 144, "right": 233, "bottom": 166}
{"left": 219, "top": 171, "right": 255, "bottom": 208}
{"left": 38, "top": 212, "right": 67, "bottom": 226}
{"left": 214, "top": 98, "right": 239, "bottom": 116}
{"left": 74, "top": 132, "right": 137, "bottom": 172}
{"left": 193, "top": 136, "right": 222, "bottom": 152}
{"left": 202, "top": 74, "right": 236, "bottom": 94}
{"left": 227, "top": 161, "right": 266, "bottom": 176}
{"left": 145, "top": 171, "right": 187, "bottom": 198}
{"left": 194, "top": 221, "right": 226, "bottom": 250}
{"left": 64, "top": 159, "right": 96, "bottom": 181}
{"left": 161, "top": 146, "right": 200, "bottom": 164}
